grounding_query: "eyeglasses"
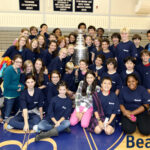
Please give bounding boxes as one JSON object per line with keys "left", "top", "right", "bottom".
{"left": 15, "top": 61, "right": 22, "bottom": 64}
{"left": 52, "top": 76, "right": 59, "bottom": 78}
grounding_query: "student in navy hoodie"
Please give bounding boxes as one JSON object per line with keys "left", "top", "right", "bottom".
{"left": 115, "top": 27, "right": 137, "bottom": 73}
{"left": 62, "top": 62, "right": 76, "bottom": 99}
{"left": 7, "top": 75, "right": 43, "bottom": 131}
{"left": 99, "top": 39, "right": 114, "bottom": 65}
{"left": 29, "top": 26, "right": 38, "bottom": 40}
{"left": 37, "top": 35, "right": 46, "bottom": 59}
{"left": 120, "top": 56, "right": 141, "bottom": 86}
{"left": 92, "top": 77, "right": 120, "bottom": 135}
{"left": 91, "top": 37, "right": 102, "bottom": 63}
{"left": 46, "top": 70, "right": 61, "bottom": 113}
{"left": 38, "top": 24, "right": 49, "bottom": 40}
{"left": 29, "top": 38, "right": 43, "bottom": 63}
{"left": 136, "top": 50, "right": 150, "bottom": 94}
{"left": 109, "top": 33, "right": 121, "bottom": 57}
{"left": 3, "top": 36, "right": 33, "bottom": 62}
{"left": 119, "top": 74, "right": 150, "bottom": 135}
{"left": 75, "top": 59, "right": 89, "bottom": 84}
{"left": 145, "top": 30, "right": 150, "bottom": 51}
{"left": 20, "top": 60, "right": 34, "bottom": 85}
{"left": 35, "top": 81, "right": 72, "bottom": 141}
{"left": 132, "top": 34, "right": 144, "bottom": 65}
{"left": 43, "top": 40, "right": 57, "bottom": 67}
{"left": 101, "top": 58, "right": 122, "bottom": 96}
{"left": 48, "top": 48, "right": 67, "bottom": 76}
{"left": 89, "top": 54, "right": 105, "bottom": 84}
{"left": 85, "top": 35, "right": 94, "bottom": 65}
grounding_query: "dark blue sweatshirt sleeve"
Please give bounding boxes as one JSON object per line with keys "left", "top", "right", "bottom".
{"left": 38, "top": 89, "right": 44, "bottom": 108}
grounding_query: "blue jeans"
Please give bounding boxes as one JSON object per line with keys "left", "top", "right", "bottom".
{"left": 4, "top": 98, "right": 16, "bottom": 118}
{"left": 38, "top": 119, "right": 70, "bottom": 132}
{"left": 9, "top": 112, "right": 41, "bottom": 129}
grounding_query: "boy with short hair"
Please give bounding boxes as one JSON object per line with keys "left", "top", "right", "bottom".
{"left": 115, "top": 27, "right": 137, "bottom": 73}
{"left": 101, "top": 58, "right": 122, "bottom": 95}
{"left": 88, "top": 25, "right": 96, "bottom": 40}
{"left": 132, "top": 34, "right": 144, "bottom": 64}
{"left": 145, "top": 30, "right": 150, "bottom": 51}
{"left": 120, "top": 56, "right": 141, "bottom": 86}
{"left": 39, "top": 23, "right": 49, "bottom": 39}
{"left": 136, "top": 50, "right": 150, "bottom": 93}
{"left": 100, "top": 39, "right": 114, "bottom": 65}
{"left": 110, "top": 33, "right": 121, "bottom": 57}
{"left": 89, "top": 54, "right": 105, "bottom": 84}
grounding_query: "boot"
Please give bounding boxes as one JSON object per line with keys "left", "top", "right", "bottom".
{"left": 64, "top": 127, "right": 71, "bottom": 133}
{"left": 35, "top": 128, "right": 58, "bottom": 142}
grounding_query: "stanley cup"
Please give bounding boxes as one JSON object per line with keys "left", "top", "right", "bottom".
{"left": 73, "top": 29, "right": 89, "bottom": 66}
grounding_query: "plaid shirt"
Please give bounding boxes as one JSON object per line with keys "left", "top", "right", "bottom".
{"left": 75, "top": 81, "right": 100, "bottom": 112}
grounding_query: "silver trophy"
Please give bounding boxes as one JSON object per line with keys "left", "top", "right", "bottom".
{"left": 73, "top": 29, "right": 88, "bottom": 66}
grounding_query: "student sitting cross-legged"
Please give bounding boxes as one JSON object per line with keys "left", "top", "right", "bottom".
{"left": 35, "top": 81, "right": 72, "bottom": 141}
{"left": 7, "top": 75, "right": 43, "bottom": 131}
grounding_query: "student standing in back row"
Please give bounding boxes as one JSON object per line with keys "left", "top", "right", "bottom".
{"left": 115, "top": 27, "right": 137, "bottom": 73}
{"left": 3, "top": 36, "right": 33, "bottom": 62}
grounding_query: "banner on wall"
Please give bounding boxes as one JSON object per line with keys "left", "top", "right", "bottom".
{"left": 53, "top": 0, "right": 73, "bottom": 12}
{"left": 19, "top": 0, "right": 39, "bottom": 10}
{"left": 75, "top": 0, "right": 93, "bottom": 12}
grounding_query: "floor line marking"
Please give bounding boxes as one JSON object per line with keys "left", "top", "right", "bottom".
{"left": 89, "top": 132, "right": 98, "bottom": 150}
{"left": 107, "top": 132, "right": 124, "bottom": 150}
{"left": 83, "top": 128, "right": 93, "bottom": 150}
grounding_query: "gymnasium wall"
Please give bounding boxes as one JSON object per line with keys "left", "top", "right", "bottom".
{"left": 0, "top": 0, "right": 150, "bottom": 31}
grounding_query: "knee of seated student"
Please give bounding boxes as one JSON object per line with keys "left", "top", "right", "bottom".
{"left": 81, "top": 120, "right": 90, "bottom": 128}
{"left": 105, "top": 125, "right": 115, "bottom": 135}
{"left": 62, "top": 120, "right": 70, "bottom": 128}
{"left": 94, "top": 125, "right": 103, "bottom": 134}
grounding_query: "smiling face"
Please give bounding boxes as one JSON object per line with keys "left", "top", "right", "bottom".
{"left": 26, "top": 78, "right": 36, "bottom": 89}
{"left": 13, "top": 58, "right": 22, "bottom": 69}
{"left": 125, "top": 60, "right": 135, "bottom": 70}
{"left": 127, "top": 76, "right": 138, "bottom": 90}
{"left": 79, "top": 61, "right": 88, "bottom": 71}
{"left": 49, "top": 42, "right": 57, "bottom": 52}
{"left": 95, "top": 57, "right": 103, "bottom": 66}
{"left": 86, "top": 73, "right": 95, "bottom": 85}
{"left": 38, "top": 36, "right": 45, "bottom": 46}
{"left": 58, "top": 86, "right": 67, "bottom": 96}
{"left": 101, "top": 79, "right": 112, "bottom": 92}
{"left": 26, "top": 63, "right": 33, "bottom": 74}
{"left": 22, "top": 31, "right": 29, "bottom": 38}
{"left": 19, "top": 37, "right": 26, "bottom": 47}
{"left": 51, "top": 73, "right": 60, "bottom": 85}
{"left": 102, "top": 42, "right": 109, "bottom": 50}
{"left": 32, "top": 40, "right": 38, "bottom": 49}
{"left": 121, "top": 32, "right": 129, "bottom": 41}
{"left": 35, "top": 60, "right": 42, "bottom": 72}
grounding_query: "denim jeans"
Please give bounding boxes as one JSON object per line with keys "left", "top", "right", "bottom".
{"left": 4, "top": 98, "right": 16, "bottom": 119}
{"left": 9, "top": 112, "right": 41, "bottom": 129}
{"left": 38, "top": 119, "right": 70, "bottom": 132}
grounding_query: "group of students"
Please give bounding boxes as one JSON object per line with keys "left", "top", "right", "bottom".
{"left": 0, "top": 22, "right": 150, "bottom": 142}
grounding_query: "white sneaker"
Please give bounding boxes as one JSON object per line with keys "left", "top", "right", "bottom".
{"left": 7, "top": 124, "right": 14, "bottom": 129}
{"left": 33, "top": 125, "right": 39, "bottom": 132}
